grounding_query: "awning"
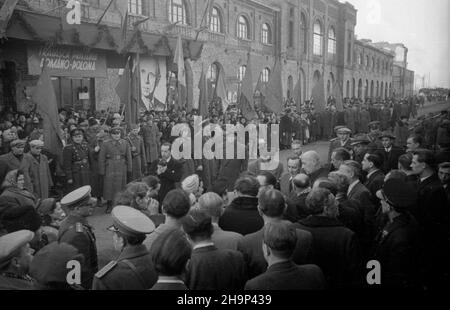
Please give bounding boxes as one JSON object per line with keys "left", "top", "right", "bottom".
{"left": 5, "top": 10, "right": 204, "bottom": 60}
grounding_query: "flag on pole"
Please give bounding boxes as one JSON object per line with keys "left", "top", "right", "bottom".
{"left": 0, "top": 0, "right": 19, "bottom": 38}
{"left": 115, "top": 0, "right": 129, "bottom": 52}
{"left": 263, "top": 59, "right": 283, "bottom": 114}
{"left": 32, "top": 66, "right": 63, "bottom": 157}
{"left": 174, "top": 35, "right": 186, "bottom": 109}
{"left": 311, "top": 76, "right": 326, "bottom": 113}
{"left": 215, "top": 68, "right": 230, "bottom": 112}
{"left": 293, "top": 75, "right": 302, "bottom": 113}
{"left": 116, "top": 57, "right": 135, "bottom": 126}
{"left": 238, "top": 54, "right": 257, "bottom": 120}
{"left": 333, "top": 80, "right": 344, "bottom": 111}
{"left": 198, "top": 63, "right": 209, "bottom": 117}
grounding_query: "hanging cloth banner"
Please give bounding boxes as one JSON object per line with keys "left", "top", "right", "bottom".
{"left": 27, "top": 44, "right": 107, "bottom": 78}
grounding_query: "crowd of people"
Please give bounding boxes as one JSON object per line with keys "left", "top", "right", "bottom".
{"left": 0, "top": 94, "right": 449, "bottom": 290}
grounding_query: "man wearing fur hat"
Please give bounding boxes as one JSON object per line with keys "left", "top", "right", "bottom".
{"left": 0, "top": 139, "right": 26, "bottom": 171}
{"left": 20, "top": 140, "right": 53, "bottom": 199}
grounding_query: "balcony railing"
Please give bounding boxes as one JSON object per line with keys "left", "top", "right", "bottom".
{"left": 238, "top": 39, "right": 251, "bottom": 49}
{"left": 208, "top": 32, "right": 225, "bottom": 43}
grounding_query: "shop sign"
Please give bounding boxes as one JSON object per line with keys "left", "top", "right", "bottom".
{"left": 28, "top": 45, "right": 107, "bottom": 78}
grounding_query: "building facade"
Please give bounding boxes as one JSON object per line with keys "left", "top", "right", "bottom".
{"left": 0, "top": 0, "right": 412, "bottom": 115}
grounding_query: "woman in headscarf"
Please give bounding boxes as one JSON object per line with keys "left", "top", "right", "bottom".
{"left": 0, "top": 169, "right": 37, "bottom": 209}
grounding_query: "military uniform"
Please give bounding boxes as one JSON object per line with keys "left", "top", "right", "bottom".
{"left": 58, "top": 186, "right": 98, "bottom": 289}
{"left": 126, "top": 132, "right": 147, "bottom": 181}
{"left": 328, "top": 127, "right": 353, "bottom": 161}
{"left": 63, "top": 142, "right": 92, "bottom": 193}
{"left": 98, "top": 133, "right": 132, "bottom": 202}
{"left": 0, "top": 230, "right": 36, "bottom": 290}
{"left": 92, "top": 206, "right": 157, "bottom": 290}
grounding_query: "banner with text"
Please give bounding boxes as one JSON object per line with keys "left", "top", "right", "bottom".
{"left": 28, "top": 45, "right": 107, "bottom": 78}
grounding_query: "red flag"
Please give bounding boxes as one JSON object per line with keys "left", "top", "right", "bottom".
{"left": 116, "top": 57, "right": 138, "bottom": 126}
{"left": 215, "top": 68, "right": 230, "bottom": 112}
{"left": 198, "top": 64, "right": 209, "bottom": 117}
{"left": 32, "top": 66, "right": 63, "bottom": 157}
{"left": 333, "top": 81, "right": 344, "bottom": 111}
{"left": 238, "top": 54, "right": 257, "bottom": 120}
{"left": 0, "top": 0, "right": 19, "bottom": 38}
{"left": 174, "top": 36, "right": 186, "bottom": 110}
{"left": 293, "top": 75, "right": 302, "bottom": 113}
{"left": 311, "top": 75, "right": 326, "bottom": 112}
{"left": 263, "top": 59, "right": 283, "bottom": 114}
{"left": 115, "top": 0, "right": 129, "bottom": 52}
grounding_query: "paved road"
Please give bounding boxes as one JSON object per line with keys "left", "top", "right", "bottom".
{"left": 90, "top": 100, "right": 450, "bottom": 269}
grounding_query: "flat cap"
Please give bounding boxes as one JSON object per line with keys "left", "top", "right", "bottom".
{"left": 70, "top": 128, "right": 84, "bottom": 137}
{"left": 108, "top": 206, "right": 155, "bottom": 236}
{"left": 29, "top": 140, "right": 44, "bottom": 147}
{"left": 0, "top": 230, "right": 34, "bottom": 266}
{"left": 336, "top": 126, "right": 352, "bottom": 134}
{"left": 379, "top": 131, "right": 396, "bottom": 139}
{"left": 110, "top": 127, "right": 123, "bottom": 134}
{"left": 10, "top": 139, "right": 26, "bottom": 147}
{"left": 368, "top": 121, "right": 380, "bottom": 127}
{"left": 351, "top": 135, "right": 371, "bottom": 146}
{"left": 61, "top": 186, "right": 92, "bottom": 209}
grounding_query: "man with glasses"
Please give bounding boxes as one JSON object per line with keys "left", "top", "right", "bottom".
{"left": 21, "top": 140, "right": 53, "bottom": 199}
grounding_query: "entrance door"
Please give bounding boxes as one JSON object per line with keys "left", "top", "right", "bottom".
{"left": 52, "top": 77, "right": 95, "bottom": 112}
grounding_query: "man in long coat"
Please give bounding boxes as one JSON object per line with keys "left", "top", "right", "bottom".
{"left": 98, "top": 127, "right": 132, "bottom": 213}
{"left": 127, "top": 124, "right": 147, "bottom": 181}
{"left": 142, "top": 117, "right": 161, "bottom": 165}
{"left": 63, "top": 129, "right": 92, "bottom": 193}
{"left": 21, "top": 140, "right": 53, "bottom": 199}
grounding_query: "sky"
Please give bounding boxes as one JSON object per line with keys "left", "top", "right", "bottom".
{"left": 347, "top": 0, "right": 450, "bottom": 88}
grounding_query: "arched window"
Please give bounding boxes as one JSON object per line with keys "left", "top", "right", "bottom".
{"left": 237, "top": 15, "right": 250, "bottom": 39}
{"left": 313, "top": 21, "right": 323, "bottom": 56}
{"left": 366, "top": 55, "right": 370, "bottom": 68}
{"left": 210, "top": 7, "right": 222, "bottom": 33}
{"left": 352, "top": 78, "right": 356, "bottom": 97}
{"left": 238, "top": 65, "right": 246, "bottom": 81}
{"left": 169, "top": 0, "right": 187, "bottom": 25}
{"left": 377, "top": 59, "right": 380, "bottom": 72}
{"left": 287, "top": 75, "right": 293, "bottom": 99}
{"left": 261, "top": 67, "right": 270, "bottom": 83}
{"left": 346, "top": 80, "right": 350, "bottom": 97}
{"left": 328, "top": 27, "right": 336, "bottom": 55}
{"left": 357, "top": 53, "right": 361, "bottom": 66}
{"left": 372, "top": 57, "right": 375, "bottom": 71}
{"left": 207, "top": 63, "right": 219, "bottom": 86}
{"left": 360, "top": 53, "right": 363, "bottom": 65}
{"left": 300, "top": 13, "right": 308, "bottom": 54}
{"left": 261, "top": 23, "right": 272, "bottom": 44}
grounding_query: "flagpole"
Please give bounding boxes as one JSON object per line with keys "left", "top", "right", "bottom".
{"left": 96, "top": 0, "right": 115, "bottom": 25}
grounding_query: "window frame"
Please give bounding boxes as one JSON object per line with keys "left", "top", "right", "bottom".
{"left": 328, "top": 26, "right": 336, "bottom": 55}
{"left": 237, "top": 15, "right": 250, "bottom": 40}
{"left": 261, "top": 23, "right": 272, "bottom": 45}
{"left": 169, "top": 0, "right": 187, "bottom": 25}
{"left": 313, "top": 20, "right": 323, "bottom": 56}
{"left": 210, "top": 6, "right": 222, "bottom": 33}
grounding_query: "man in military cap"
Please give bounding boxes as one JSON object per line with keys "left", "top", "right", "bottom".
{"left": 58, "top": 185, "right": 98, "bottom": 289}
{"left": 0, "top": 230, "right": 35, "bottom": 290}
{"left": 374, "top": 132, "right": 405, "bottom": 174}
{"left": 21, "top": 139, "right": 53, "bottom": 199}
{"left": 98, "top": 127, "right": 133, "bottom": 213}
{"left": 328, "top": 126, "right": 353, "bottom": 162}
{"left": 0, "top": 139, "right": 26, "bottom": 171}
{"left": 63, "top": 129, "right": 92, "bottom": 193}
{"left": 92, "top": 206, "right": 158, "bottom": 290}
